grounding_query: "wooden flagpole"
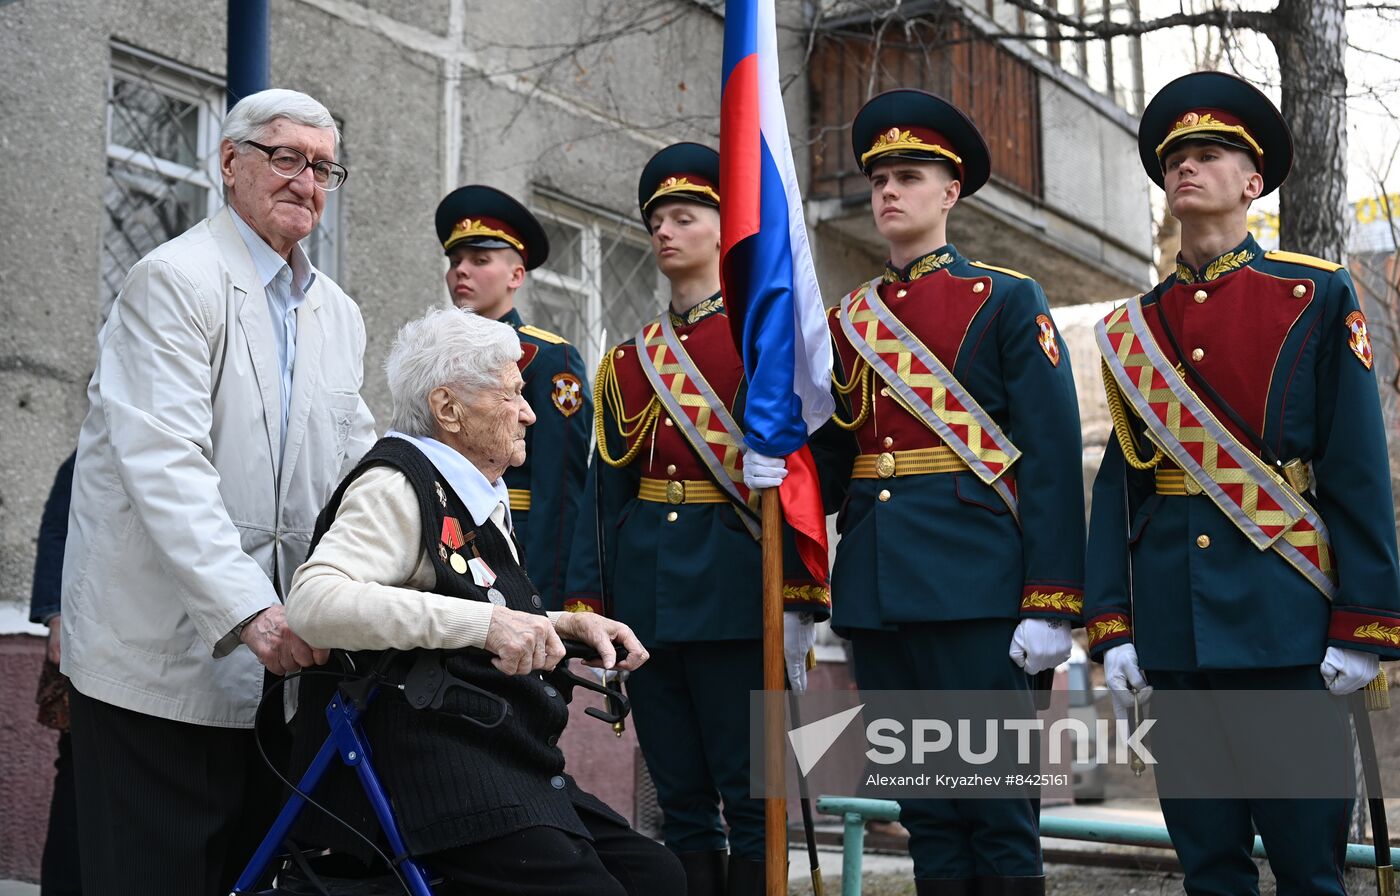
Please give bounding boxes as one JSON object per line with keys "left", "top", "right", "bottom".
{"left": 762, "top": 488, "right": 787, "bottom": 895}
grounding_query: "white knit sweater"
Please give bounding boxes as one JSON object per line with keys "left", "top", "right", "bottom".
{"left": 286, "top": 465, "right": 560, "bottom": 652}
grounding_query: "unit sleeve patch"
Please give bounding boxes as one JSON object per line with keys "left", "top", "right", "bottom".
{"left": 551, "top": 371, "right": 584, "bottom": 416}
{"left": 1035, "top": 314, "right": 1061, "bottom": 367}
{"left": 1346, "top": 310, "right": 1374, "bottom": 370}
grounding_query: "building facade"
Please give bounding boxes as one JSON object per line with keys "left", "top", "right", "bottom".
{"left": 0, "top": 0, "right": 1152, "bottom": 880}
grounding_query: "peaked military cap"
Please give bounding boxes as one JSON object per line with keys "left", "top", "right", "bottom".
{"left": 850, "top": 88, "right": 990, "bottom": 197}
{"left": 637, "top": 142, "right": 720, "bottom": 228}
{"left": 1139, "top": 71, "right": 1293, "bottom": 196}
{"left": 435, "top": 184, "right": 550, "bottom": 270}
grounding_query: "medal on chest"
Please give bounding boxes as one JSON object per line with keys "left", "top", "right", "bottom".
{"left": 440, "top": 516, "right": 469, "bottom": 575}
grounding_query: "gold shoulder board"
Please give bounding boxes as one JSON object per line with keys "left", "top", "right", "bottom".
{"left": 1264, "top": 250, "right": 1343, "bottom": 272}
{"left": 519, "top": 324, "right": 569, "bottom": 345}
{"left": 969, "top": 261, "right": 1031, "bottom": 280}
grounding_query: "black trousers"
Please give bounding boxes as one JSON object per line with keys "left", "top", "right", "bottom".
{"left": 624, "top": 640, "right": 767, "bottom": 860}
{"left": 40, "top": 730, "right": 82, "bottom": 896}
{"left": 424, "top": 801, "right": 684, "bottom": 895}
{"left": 1149, "top": 667, "right": 1352, "bottom": 896}
{"left": 849, "top": 620, "right": 1042, "bottom": 881}
{"left": 69, "top": 686, "right": 286, "bottom": 896}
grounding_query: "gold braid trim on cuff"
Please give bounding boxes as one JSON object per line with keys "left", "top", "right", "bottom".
{"left": 783, "top": 583, "right": 832, "bottom": 607}
{"left": 1101, "top": 359, "right": 1163, "bottom": 471}
{"left": 594, "top": 350, "right": 660, "bottom": 469}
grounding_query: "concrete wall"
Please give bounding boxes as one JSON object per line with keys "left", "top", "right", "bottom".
{"left": 1039, "top": 79, "right": 1153, "bottom": 289}
{"left": 0, "top": 636, "right": 55, "bottom": 883}
{"left": 0, "top": 0, "right": 1149, "bottom": 880}
{"left": 0, "top": 0, "right": 822, "bottom": 611}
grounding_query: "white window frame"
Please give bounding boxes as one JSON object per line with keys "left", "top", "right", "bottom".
{"left": 107, "top": 42, "right": 224, "bottom": 220}
{"left": 529, "top": 190, "right": 660, "bottom": 373}
{"left": 104, "top": 43, "right": 345, "bottom": 284}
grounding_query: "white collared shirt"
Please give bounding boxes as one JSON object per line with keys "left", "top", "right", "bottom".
{"left": 229, "top": 208, "right": 316, "bottom": 454}
{"left": 387, "top": 431, "right": 517, "bottom": 560}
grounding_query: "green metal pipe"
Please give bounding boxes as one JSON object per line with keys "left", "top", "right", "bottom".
{"left": 816, "top": 795, "right": 1379, "bottom": 893}
{"left": 841, "top": 813, "right": 865, "bottom": 896}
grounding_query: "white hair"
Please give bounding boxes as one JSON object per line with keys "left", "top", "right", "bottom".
{"left": 386, "top": 306, "right": 523, "bottom": 437}
{"left": 222, "top": 88, "right": 340, "bottom": 150}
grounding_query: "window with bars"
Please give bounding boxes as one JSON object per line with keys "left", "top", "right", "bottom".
{"left": 524, "top": 195, "right": 663, "bottom": 374}
{"left": 102, "top": 44, "right": 344, "bottom": 312}
{"left": 103, "top": 47, "right": 224, "bottom": 306}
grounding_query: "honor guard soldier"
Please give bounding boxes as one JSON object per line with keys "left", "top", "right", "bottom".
{"left": 813, "top": 90, "right": 1086, "bottom": 895}
{"left": 435, "top": 186, "right": 591, "bottom": 609}
{"left": 1085, "top": 71, "right": 1400, "bottom": 896}
{"left": 562, "top": 143, "right": 830, "bottom": 896}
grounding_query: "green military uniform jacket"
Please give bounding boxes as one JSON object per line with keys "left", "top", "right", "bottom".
{"left": 1084, "top": 235, "right": 1400, "bottom": 669}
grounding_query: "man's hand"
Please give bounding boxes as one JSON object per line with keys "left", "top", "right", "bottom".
{"left": 742, "top": 450, "right": 787, "bottom": 490}
{"left": 784, "top": 611, "right": 816, "bottom": 692}
{"left": 240, "top": 605, "right": 331, "bottom": 676}
{"left": 1103, "top": 643, "right": 1151, "bottom": 718}
{"left": 1320, "top": 646, "right": 1379, "bottom": 696}
{"left": 552, "top": 611, "right": 649, "bottom": 673}
{"left": 1008, "top": 618, "right": 1071, "bottom": 675}
{"left": 485, "top": 606, "right": 567, "bottom": 675}
{"left": 46, "top": 615, "right": 62, "bottom": 666}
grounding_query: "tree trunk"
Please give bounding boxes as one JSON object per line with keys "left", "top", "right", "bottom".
{"left": 1272, "top": 0, "right": 1350, "bottom": 260}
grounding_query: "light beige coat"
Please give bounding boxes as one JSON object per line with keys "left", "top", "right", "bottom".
{"left": 61, "top": 207, "right": 376, "bottom": 727}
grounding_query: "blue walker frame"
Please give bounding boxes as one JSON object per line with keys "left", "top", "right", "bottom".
{"left": 229, "top": 642, "right": 628, "bottom": 895}
{"left": 230, "top": 686, "right": 436, "bottom": 896}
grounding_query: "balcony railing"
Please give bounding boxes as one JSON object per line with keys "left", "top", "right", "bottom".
{"left": 808, "top": 9, "right": 1042, "bottom": 204}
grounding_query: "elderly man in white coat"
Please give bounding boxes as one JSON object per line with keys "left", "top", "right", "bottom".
{"left": 61, "top": 88, "right": 376, "bottom": 896}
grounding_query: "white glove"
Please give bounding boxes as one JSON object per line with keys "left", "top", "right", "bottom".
{"left": 1008, "top": 618, "right": 1071, "bottom": 675}
{"left": 743, "top": 450, "right": 787, "bottom": 490}
{"left": 784, "top": 610, "right": 816, "bottom": 693}
{"left": 1320, "top": 646, "right": 1379, "bottom": 696}
{"left": 1104, "top": 643, "right": 1152, "bottom": 718}
{"left": 594, "top": 667, "right": 629, "bottom": 686}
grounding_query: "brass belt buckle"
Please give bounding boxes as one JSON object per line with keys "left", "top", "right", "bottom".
{"left": 666, "top": 480, "right": 685, "bottom": 504}
{"left": 1184, "top": 473, "right": 1202, "bottom": 496}
{"left": 875, "top": 452, "right": 896, "bottom": 479}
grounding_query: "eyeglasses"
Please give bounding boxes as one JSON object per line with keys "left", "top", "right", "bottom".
{"left": 241, "top": 141, "right": 348, "bottom": 191}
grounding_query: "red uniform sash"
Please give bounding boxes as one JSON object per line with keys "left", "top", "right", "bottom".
{"left": 838, "top": 276, "right": 1021, "bottom": 518}
{"left": 634, "top": 314, "right": 758, "bottom": 537}
{"left": 1096, "top": 297, "right": 1336, "bottom": 598}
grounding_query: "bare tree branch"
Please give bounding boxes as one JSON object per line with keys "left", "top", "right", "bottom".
{"left": 1348, "top": 39, "right": 1400, "bottom": 67}
{"left": 998, "top": 0, "right": 1277, "bottom": 39}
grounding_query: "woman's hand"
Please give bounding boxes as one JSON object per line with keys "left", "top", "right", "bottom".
{"left": 46, "top": 615, "right": 62, "bottom": 666}
{"left": 485, "top": 606, "right": 567, "bottom": 675}
{"left": 552, "top": 612, "right": 649, "bottom": 672}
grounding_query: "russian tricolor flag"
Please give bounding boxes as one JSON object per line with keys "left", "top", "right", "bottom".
{"left": 720, "top": 0, "right": 834, "bottom": 584}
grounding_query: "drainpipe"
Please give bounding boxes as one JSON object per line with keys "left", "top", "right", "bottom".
{"left": 227, "top": 0, "right": 270, "bottom": 110}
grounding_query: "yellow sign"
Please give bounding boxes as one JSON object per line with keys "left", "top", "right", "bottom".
{"left": 1249, "top": 193, "right": 1399, "bottom": 243}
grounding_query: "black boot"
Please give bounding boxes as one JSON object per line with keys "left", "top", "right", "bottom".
{"left": 676, "top": 849, "right": 728, "bottom": 896}
{"left": 915, "top": 879, "right": 975, "bottom": 895}
{"left": 725, "top": 856, "right": 766, "bottom": 896}
{"left": 974, "top": 875, "right": 1046, "bottom": 896}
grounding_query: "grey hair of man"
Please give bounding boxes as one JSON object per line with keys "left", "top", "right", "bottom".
{"left": 222, "top": 88, "right": 341, "bottom": 152}
{"left": 386, "top": 306, "right": 523, "bottom": 437}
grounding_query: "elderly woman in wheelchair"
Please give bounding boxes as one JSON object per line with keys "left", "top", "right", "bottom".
{"left": 242, "top": 306, "right": 683, "bottom": 895}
